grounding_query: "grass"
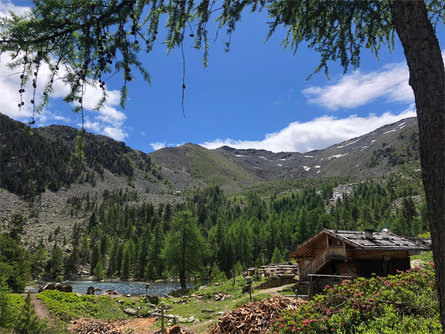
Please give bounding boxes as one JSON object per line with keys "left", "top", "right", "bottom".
{"left": 37, "top": 290, "right": 128, "bottom": 321}
{"left": 154, "top": 276, "right": 275, "bottom": 333}
{"left": 411, "top": 250, "right": 433, "bottom": 263}
{"left": 35, "top": 275, "right": 288, "bottom": 333}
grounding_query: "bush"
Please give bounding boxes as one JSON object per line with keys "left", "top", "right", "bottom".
{"left": 271, "top": 263, "right": 440, "bottom": 333}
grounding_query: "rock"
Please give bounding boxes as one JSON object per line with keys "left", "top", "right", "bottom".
{"left": 123, "top": 307, "right": 137, "bottom": 315}
{"left": 177, "top": 316, "right": 188, "bottom": 323}
{"left": 214, "top": 282, "right": 221, "bottom": 286}
{"left": 147, "top": 294, "right": 159, "bottom": 304}
{"left": 118, "top": 300, "right": 124, "bottom": 304}
{"left": 86, "top": 286, "right": 95, "bottom": 295}
{"left": 198, "top": 285, "right": 207, "bottom": 291}
{"left": 43, "top": 283, "right": 56, "bottom": 291}
{"left": 188, "top": 316, "right": 195, "bottom": 323}
{"left": 62, "top": 285, "right": 73, "bottom": 292}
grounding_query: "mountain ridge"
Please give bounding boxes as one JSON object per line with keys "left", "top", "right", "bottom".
{"left": 0, "top": 113, "right": 420, "bottom": 245}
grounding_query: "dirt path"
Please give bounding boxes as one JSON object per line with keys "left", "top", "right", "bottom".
{"left": 30, "top": 294, "right": 53, "bottom": 325}
{"left": 253, "top": 283, "right": 295, "bottom": 298}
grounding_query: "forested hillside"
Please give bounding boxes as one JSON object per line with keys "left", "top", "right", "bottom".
{"left": 25, "top": 173, "right": 426, "bottom": 284}
{"left": 0, "top": 113, "right": 166, "bottom": 199}
{"left": 0, "top": 114, "right": 428, "bottom": 287}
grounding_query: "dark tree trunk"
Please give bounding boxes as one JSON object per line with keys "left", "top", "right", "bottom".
{"left": 393, "top": 0, "right": 445, "bottom": 329}
{"left": 179, "top": 269, "right": 186, "bottom": 290}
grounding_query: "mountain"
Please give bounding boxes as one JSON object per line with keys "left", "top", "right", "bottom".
{"left": 152, "top": 117, "right": 420, "bottom": 191}
{"left": 0, "top": 113, "right": 420, "bottom": 245}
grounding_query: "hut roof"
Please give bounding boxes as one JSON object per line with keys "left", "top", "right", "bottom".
{"left": 289, "top": 229, "right": 431, "bottom": 258}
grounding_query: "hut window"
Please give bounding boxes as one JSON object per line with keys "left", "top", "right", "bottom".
{"left": 329, "top": 239, "right": 333, "bottom": 246}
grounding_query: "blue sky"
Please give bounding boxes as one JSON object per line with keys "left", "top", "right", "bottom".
{"left": 1, "top": 1, "right": 444, "bottom": 154}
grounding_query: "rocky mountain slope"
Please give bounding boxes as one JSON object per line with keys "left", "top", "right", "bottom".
{"left": 152, "top": 117, "right": 419, "bottom": 191}
{"left": 0, "top": 113, "right": 420, "bottom": 245}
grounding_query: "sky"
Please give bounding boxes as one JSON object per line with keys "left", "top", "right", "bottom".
{"left": 1, "top": 1, "right": 444, "bottom": 154}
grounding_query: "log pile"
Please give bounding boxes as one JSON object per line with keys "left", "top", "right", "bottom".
{"left": 208, "top": 297, "right": 306, "bottom": 334}
{"left": 153, "top": 324, "right": 194, "bottom": 334}
{"left": 69, "top": 318, "right": 123, "bottom": 334}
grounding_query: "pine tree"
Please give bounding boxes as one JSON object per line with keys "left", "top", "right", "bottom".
{"left": 162, "top": 211, "right": 206, "bottom": 289}
{"left": 120, "top": 247, "right": 130, "bottom": 280}
{"left": 271, "top": 247, "right": 283, "bottom": 264}
{"left": 93, "top": 261, "right": 104, "bottom": 281}
{"left": 47, "top": 244, "right": 64, "bottom": 279}
{"left": 14, "top": 293, "right": 45, "bottom": 334}
{"left": 0, "top": 278, "right": 12, "bottom": 328}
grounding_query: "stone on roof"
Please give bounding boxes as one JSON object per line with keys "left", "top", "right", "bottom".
{"left": 324, "top": 229, "right": 431, "bottom": 250}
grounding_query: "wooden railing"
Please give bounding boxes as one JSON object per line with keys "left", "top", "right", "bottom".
{"left": 300, "top": 247, "right": 347, "bottom": 280}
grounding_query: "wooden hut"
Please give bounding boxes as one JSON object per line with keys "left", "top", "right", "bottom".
{"left": 289, "top": 229, "right": 431, "bottom": 281}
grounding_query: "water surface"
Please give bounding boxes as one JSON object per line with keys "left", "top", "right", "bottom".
{"left": 65, "top": 280, "right": 192, "bottom": 296}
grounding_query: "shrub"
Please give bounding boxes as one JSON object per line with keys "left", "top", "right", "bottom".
{"left": 271, "top": 263, "right": 440, "bottom": 333}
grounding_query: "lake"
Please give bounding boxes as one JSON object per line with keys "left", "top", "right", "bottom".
{"left": 64, "top": 280, "right": 193, "bottom": 296}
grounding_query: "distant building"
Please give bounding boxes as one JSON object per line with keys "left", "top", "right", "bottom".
{"left": 289, "top": 229, "right": 431, "bottom": 281}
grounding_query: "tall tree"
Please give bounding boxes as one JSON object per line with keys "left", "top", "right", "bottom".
{"left": 0, "top": 0, "right": 443, "bottom": 327}
{"left": 162, "top": 211, "right": 205, "bottom": 289}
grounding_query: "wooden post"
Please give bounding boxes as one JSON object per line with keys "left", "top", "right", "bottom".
{"left": 326, "top": 235, "right": 330, "bottom": 256}
{"left": 161, "top": 307, "right": 165, "bottom": 334}
{"left": 308, "top": 275, "right": 314, "bottom": 300}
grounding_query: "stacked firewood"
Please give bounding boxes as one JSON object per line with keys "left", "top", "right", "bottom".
{"left": 153, "top": 324, "right": 194, "bottom": 334}
{"left": 209, "top": 297, "right": 306, "bottom": 334}
{"left": 69, "top": 318, "right": 123, "bottom": 334}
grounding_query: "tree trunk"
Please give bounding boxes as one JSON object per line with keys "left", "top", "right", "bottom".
{"left": 392, "top": 0, "right": 445, "bottom": 329}
{"left": 179, "top": 269, "right": 186, "bottom": 290}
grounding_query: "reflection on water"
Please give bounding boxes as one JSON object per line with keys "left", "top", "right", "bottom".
{"left": 65, "top": 280, "right": 192, "bottom": 296}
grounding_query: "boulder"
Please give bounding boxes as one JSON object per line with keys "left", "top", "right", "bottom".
{"left": 87, "top": 286, "right": 95, "bottom": 295}
{"left": 43, "top": 283, "right": 56, "bottom": 291}
{"left": 147, "top": 294, "right": 159, "bottom": 305}
{"left": 123, "top": 308, "right": 137, "bottom": 316}
{"left": 62, "top": 285, "right": 73, "bottom": 292}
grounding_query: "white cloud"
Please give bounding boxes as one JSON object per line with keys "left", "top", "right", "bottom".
{"left": 0, "top": 1, "right": 128, "bottom": 141}
{"left": 0, "top": 51, "right": 128, "bottom": 141}
{"left": 0, "top": 1, "right": 30, "bottom": 17}
{"left": 102, "top": 126, "right": 127, "bottom": 142}
{"left": 303, "top": 62, "right": 413, "bottom": 110}
{"left": 150, "top": 141, "right": 167, "bottom": 151}
{"left": 201, "top": 108, "right": 416, "bottom": 153}
{"left": 304, "top": 51, "right": 445, "bottom": 110}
